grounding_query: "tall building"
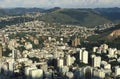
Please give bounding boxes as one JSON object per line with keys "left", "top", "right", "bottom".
{"left": 93, "top": 69, "right": 105, "bottom": 79}
{"left": 0, "top": 45, "right": 2, "bottom": 58}
{"left": 92, "top": 55, "right": 101, "bottom": 67}
{"left": 8, "top": 59, "right": 14, "bottom": 75}
{"left": 71, "top": 36, "right": 80, "bottom": 47}
{"left": 115, "top": 66, "right": 120, "bottom": 76}
{"left": 81, "top": 66, "right": 92, "bottom": 79}
{"left": 8, "top": 39, "right": 17, "bottom": 50}
{"left": 108, "top": 48, "right": 117, "bottom": 57}
{"left": 1, "top": 63, "right": 8, "bottom": 75}
{"left": 82, "top": 50, "right": 88, "bottom": 64}
{"left": 12, "top": 49, "right": 17, "bottom": 60}
{"left": 93, "top": 47, "right": 98, "bottom": 53}
{"left": 79, "top": 49, "right": 88, "bottom": 64}
{"left": 101, "top": 44, "right": 108, "bottom": 50}
{"left": 66, "top": 55, "right": 71, "bottom": 66}
{"left": 61, "top": 66, "right": 69, "bottom": 75}
{"left": 29, "top": 69, "right": 43, "bottom": 79}
{"left": 57, "top": 58, "right": 64, "bottom": 68}
{"left": 101, "top": 61, "right": 111, "bottom": 69}
{"left": 25, "top": 66, "right": 37, "bottom": 79}
{"left": 57, "top": 58, "right": 64, "bottom": 72}
{"left": 79, "top": 49, "right": 83, "bottom": 61}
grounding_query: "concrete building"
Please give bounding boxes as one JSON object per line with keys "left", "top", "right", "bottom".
{"left": 25, "top": 66, "right": 37, "bottom": 79}
{"left": 115, "top": 66, "right": 120, "bottom": 76}
{"left": 79, "top": 49, "right": 88, "bottom": 64}
{"left": 93, "top": 47, "right": 98, "bottom": 53}
{"left": 93, "top": 69, "right": 105, "bottom": 79}
{"left": 101, "top": 44, "right": 108, "bottom": 50}
{"left": 81, "top": 66, "right": 93, "bottom": 79}
{"left": 96, "top": 48, "right": 102, "bottom": 54}
{"left": 0, "top": 45, "right": 2, "bottom": 58}
{"left": 8, "top": 39, "right": 17, "bottom": 50}
{"left": 82, "top": 50, "right": 88, "bottom": 64}
{"left": 65, "top": 71, "right": 74, "bottom": 79}
{"left": 92, "top": 56, "right": 101, "bottom": 67}
{"left": 8, "top": 59, "right": 14, "bottom": 75}
{"left": 108, "top": 48, "right": 115, "bottom": 56}
{"left": 101, "top": 61, "right": 111, "bottom": 70}
{"left": 66, "top": 55, "right": 71, "bottom": 66}
{"left": 61, "top": 66, "right": 69, "bottom": 75}
{"left": 12, "top": 49, "right": 17, "bottom": 59}
{"left": 79, "top": 49, "right": 83, "bottom": 61}
{"left": 71, "top": 36, "right": 80, "bottom": 47}
{"left": 57, "top": 58, "right": 64, "bottom": 68}
{"left": 25, "top": 42, "right": 33, "bottom": 50}
{"left": 29, "top": 69, "right": 43, "bottom": 79}
{"left": 1, "top": 63, "right": 9, "bottom": 75}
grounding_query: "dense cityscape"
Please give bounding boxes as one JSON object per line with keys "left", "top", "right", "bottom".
{"left": 0, "top": 0, "right": 120, "bottom": 79}
{"left": 0, "top": 15, "right": 120, "bottom": 79}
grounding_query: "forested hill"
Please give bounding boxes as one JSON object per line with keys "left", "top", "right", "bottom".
{"left": 1, "top": 7, "right": 120, "bottom": 27}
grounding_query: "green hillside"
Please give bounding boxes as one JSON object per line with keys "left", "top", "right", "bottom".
{"left": 87, "top": 24, "right": 120, "bottom": 41}
{"left": 84, "top": 24, "right": 120, "bottom": 50}
{"left": 1, "top": 8, "right": 120, "bottom": 27}
{"left": 0, "top": 9, "right": 6, "bottom": 16}
{"left": 39, "top": 9, "right": 111, "bottom": 27}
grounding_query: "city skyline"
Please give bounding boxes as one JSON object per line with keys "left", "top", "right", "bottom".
{"left": 0, "top": 3, "right": 120, "bottom": 78}
{"left": 0, "top": 0, "right": 120, "bottom": 8}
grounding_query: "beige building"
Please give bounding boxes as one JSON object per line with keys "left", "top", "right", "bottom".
{"left": 72, "top": 37, "right": 80, "bottom": 47}
{"left": 0, "top": 45, "right": 2, "bottom": 58}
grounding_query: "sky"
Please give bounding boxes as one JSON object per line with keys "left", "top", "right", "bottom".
{"left": 0, "top": 0, "right": 120, "bottom": 8}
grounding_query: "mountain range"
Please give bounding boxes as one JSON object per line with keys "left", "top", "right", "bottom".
{"left": 1, "top": 7, "right": 120, "bottom": 27}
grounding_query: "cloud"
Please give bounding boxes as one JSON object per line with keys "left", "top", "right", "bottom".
{"left": 0, "top": 0, "right": 120, "bottom": 8}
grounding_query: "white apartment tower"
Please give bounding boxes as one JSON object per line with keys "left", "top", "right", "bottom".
{"left": 66, "top": 55, "right": 71, "bottom": 66}
{"left": 115, "top": 66, "right": 120, "bottom": 76}
{"left": 82, "top": 50, "right": 88, "bottom": 64}
{"left": 79, "top": 49, "right": 88, "bottom": 64}
{"left": 29, "top": 69, "right": 43, "bottom": 79}
{"left": 57, "top": 58, "right": 64, "bottom": 68}
{"left": 92, "top": 56, "right": 101, "bottom": 67}
{"left": 79, "top": 49, "right": 83, "bottom": 61}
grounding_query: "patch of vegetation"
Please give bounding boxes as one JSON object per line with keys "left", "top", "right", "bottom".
{"left": 3, "top": 48, "right": 12, "bottom": 57}
{"left": 39, "top": 9, "right": 110, "bottom": 27}
{"left": 27, "top": 56, "right": 39, "bottom": 62}
{"left": 84, "top": 24, "right": 120, "bottom": 50}
{"left": 0, "top": 17, "right": 33, "bottom": 28}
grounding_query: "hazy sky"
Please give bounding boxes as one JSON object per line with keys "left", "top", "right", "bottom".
{"left": 0, "top": 0, "right": 120, "bottom": 8}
